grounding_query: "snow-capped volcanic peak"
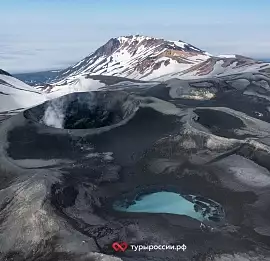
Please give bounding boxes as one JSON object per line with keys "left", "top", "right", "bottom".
{"left": 54, "top": 35, "right": 211, "bottom": 84}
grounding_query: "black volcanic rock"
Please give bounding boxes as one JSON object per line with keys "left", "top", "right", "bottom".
{"left": 1, "top": 77, "right": 270, "bottom": 260}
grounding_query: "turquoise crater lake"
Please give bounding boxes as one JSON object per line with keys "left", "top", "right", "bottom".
{"left": 113, "top": 191, "right": 224, "bottom": 222}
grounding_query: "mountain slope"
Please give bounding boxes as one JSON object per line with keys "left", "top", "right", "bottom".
{"left": 0, "top": 69, "right": 46, "bottom": 113}
{"left": 155, "top": 55, "right": 270, "bottom": 81}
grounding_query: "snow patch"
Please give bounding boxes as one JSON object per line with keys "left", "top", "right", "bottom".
{"left": 218, "top": 54, "right": 236, "bottom": 58}
{"left": 47, "top": 77, "right": 105, "bottom": 99}
{"left": 170, "top": 41, "right": 187, "bottom": 49}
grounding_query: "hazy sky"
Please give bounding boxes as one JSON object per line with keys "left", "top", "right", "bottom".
{"left": 1, "top": 0, "right": 270, "bottom": 73}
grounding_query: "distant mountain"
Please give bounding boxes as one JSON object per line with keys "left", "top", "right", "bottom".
{"left": 53, "top": 35, "right": 211, "bottom": 84}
